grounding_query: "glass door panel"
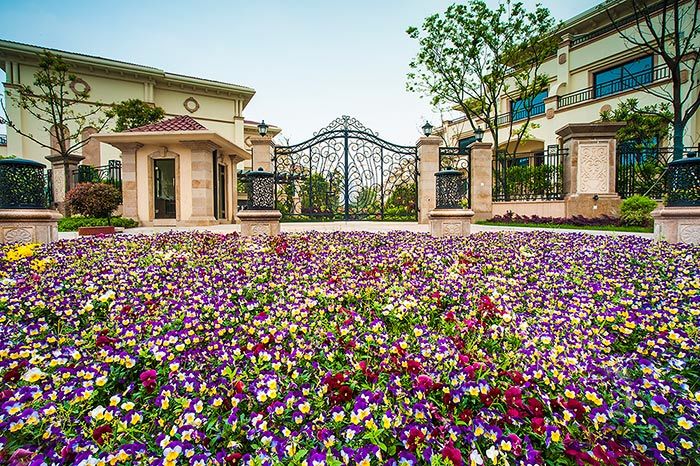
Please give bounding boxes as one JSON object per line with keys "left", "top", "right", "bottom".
{"left": 154, "top": 159, "right": 176, "bottom": 219}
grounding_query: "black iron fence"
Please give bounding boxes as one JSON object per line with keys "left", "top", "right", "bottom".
{"left": 73, "top": 160, "right": 122, "bottom": 189}
{"left": 558, "top": 64, "right": 670, "bottom": 108}
{"left": 666, "top": 156, "right": 700, "bottom": 207}
{"left": 45, "top": 169, "right": 54, "bottom": 208}
{"left": 493, "top": 146, "right": 565, "bottom": 201}
{"left": 439, "top": 146, "right": 471, "bottom": 207}
{"left": 0, "top": 159, "right": 50, "bottom": 209}
{"left": 616, "top": 145, "right": 700, "bottom": 200}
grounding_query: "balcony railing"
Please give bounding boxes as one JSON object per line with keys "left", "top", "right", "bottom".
{"left": 73, "top": 160, "right": 122, "bottom": 189}
{"left": 558, "top": 64, "right": 670, "bottom": 108}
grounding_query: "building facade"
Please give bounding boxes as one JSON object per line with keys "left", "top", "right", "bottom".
{"left": 439, "top": 0, "right": 699, "bottom": 155}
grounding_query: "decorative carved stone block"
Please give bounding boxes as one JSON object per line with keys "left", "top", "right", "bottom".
{"left": 652, "top": 206, "right": 700, "bottom": 245}
{"left": 0, "top": 209, "right": 62, "bottom": 244}
{"left": 428, "top": 209, "right": 474, "bottom": 238}
{"left": 577, "top": 143, "right": 610, "bottom": 194}
{"left": 251, "top": 223, "right": 270, "bottom": 236}
{"left": 237, "top": 210, "right": 282, "bottom": 237}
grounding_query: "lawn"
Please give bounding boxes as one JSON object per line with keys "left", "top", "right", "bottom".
{"left": 0, "top": 232, "right": 698, "bottom": 465}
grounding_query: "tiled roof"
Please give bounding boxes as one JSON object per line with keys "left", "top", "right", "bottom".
{"left": 124, "top": 115, "right": 208, "bottom": 133}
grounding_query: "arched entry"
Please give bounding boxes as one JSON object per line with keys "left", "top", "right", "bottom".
{"left": 273, "top": 116, "right": 418, "bottom": 221}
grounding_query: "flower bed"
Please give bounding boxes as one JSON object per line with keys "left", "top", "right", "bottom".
{"left": 0, "top": 231, "right": 698, "bottom": 465}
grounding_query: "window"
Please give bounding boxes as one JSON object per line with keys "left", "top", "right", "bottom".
{"left": 594, "top": 55, "right": 653, "bottom": 98}
{"left": 511, "top": 90, "right": 548, "bottom": 122}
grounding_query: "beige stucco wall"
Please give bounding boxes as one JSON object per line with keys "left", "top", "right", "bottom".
{"left": 1, "top": 43, "right": 255, "bottom": 169}
{"left": 443, "top": 1, "right": 700, "bottom": 150}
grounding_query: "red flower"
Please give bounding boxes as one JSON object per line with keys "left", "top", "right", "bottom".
{"left": 95, "top": 334, "right": 117, "bottom": 348}
{"left": 531, "top": 417, "right": 546, "bottom": 434}
{"left": 225, "top": 452, "right": 242, "bottom": 464}
{"left": 441, "top": 443, "right": 463, "bottom": 466}
{"left": 526, "top": 397, "right": 545, "bottom": 417}
{"left": 563, "top": 399, "right": 586, "bottom": 422}
{"left": 92, "top": 424, "right": 112, "bottom": 445}
{"left": 139, "top": 369, "right": 157, "bottom": 392}
{"left": 407, "top": 428, "right": 426, "bottom": 451}
{"left": 233, "top": 380, "right": 245, "bottom": 394}
{"left": 504, "top": 386, "right": 524, "bottom": 408}
{"left": 406, "top": 360, "right": 422, "bottom": 374}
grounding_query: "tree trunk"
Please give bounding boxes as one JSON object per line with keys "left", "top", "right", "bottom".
{"left": 672, "top": 119, "right": 685, "bottom": 161}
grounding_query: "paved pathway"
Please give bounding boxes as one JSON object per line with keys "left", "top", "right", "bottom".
{"left": 58, "top": 222, "right": 653, "bottom": 240}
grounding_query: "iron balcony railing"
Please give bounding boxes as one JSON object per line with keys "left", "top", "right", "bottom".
{"left": 558, "top": 64, "right": 670, "bottom": 108}
{"left": 493, "top": 145, "right": 565, "bottom": 202}
{"left": 494, "top": 102, "right": 546, "bottom": 127}
{"left": 73, "top": 160, "right": 122, "bottom": 189}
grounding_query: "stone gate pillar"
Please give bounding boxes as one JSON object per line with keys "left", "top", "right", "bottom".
{"left": 112, "top": 143, "right": 143, "bottom": 222}
{"left": 417, "top": 136, "right": 440, "bottom": 224}
{"left": 555, "top": 122, "right": 625, "bottom": 218}
{"left": 249, "top": 136, "right": 274, "bottom": 172}
{"left": 45, "top": 154, "right": 84, "bottom": 212}
{"left": 469, "top": 142, "right": 493, "bottom": 221}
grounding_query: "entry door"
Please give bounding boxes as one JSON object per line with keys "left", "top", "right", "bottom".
{"left": 154, "top": 159, "right": 176, "bottom": 219}
{"left": 217, "top": 164, "right": 227, "bottom": 219}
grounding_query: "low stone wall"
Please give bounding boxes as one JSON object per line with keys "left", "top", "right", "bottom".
{"left": 492, "top": 200, "right": 567, "bottom": 218}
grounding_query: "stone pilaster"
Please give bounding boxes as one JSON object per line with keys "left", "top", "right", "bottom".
{"left": 469, "top": 142, "right": 493, "bottom": 221}
{"left": 45, "top": 153, "right": 85, "bottom": 212}
{"left": 417, "top": 136, "right": 441, "bottom": 224}
{"left": 249, "top": 136, "right": 274, "bottom": 172}
{"left": 556, "top": 122, "right": 625, "bottom": 218}
{"left": 182, "top": 141, "right": 219, "bottom": 225}
{"left": 112, "top": 143, "right": 143, "bottom": 222}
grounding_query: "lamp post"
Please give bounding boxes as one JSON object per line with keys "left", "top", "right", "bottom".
{"left": 474, "top": 126, "right": 484, "bottom": 143}
{"left": 257, "top": 120, "right": 269, "bottom": 137}
{"left": 422, "top": 121, "right": 433, "bottom": 137}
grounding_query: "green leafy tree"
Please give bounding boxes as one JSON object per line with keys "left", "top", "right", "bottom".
{"left": 407, "top": 0, "right": 559, "bottom": 154}
{"left": 301, "top": 173, "right": 342, "bottom": 216}
{"left": 606, "top": 0, "right": 700, "bottom": 160}
{"left": 108, "top": 99, "right": 165, "bottom": 131}
{"left": 0, "top": 51, "right": 111, "bottom": 193}
{"left": 600, "top": 99, "right": 672, "bottom": 149}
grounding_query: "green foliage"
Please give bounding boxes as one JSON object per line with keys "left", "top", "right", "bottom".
{"left": 58, "top": 216, "right": 139, "bottom": 232}
{"left": 299, "top": 173, "right": 342, "bottom": 216}
{"left": 504, "top": 164, "right": 560, "bottom": 198}
{"left": 620, "top": 195, "right": 658, "bottom": 227}
{"left": 385, "top": 183, "right": 417, "bottom": 220}
{"left": 108, "top": 99, "right": 165, "bottom": 132}
{"left": 1, "top": 51, "right": 110, "bottom": 157}
{"left": 600, "top": 99, "right": 672, "bottom": 148}
{"left": 65, "top": 182, "right": 122, "bottom": 219}
{"left": 406, "top": 0, "right": 559, "bottom": 152}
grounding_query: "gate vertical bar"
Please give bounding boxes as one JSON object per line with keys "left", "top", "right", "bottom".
{"left": 380, "top": 148, "right": 385, "bottom": 220}
{"left": 308, "top": 148, "right": 313, "bottom": 217}
{"left": 343, "top": 126, "right": 350, "bottom": 221}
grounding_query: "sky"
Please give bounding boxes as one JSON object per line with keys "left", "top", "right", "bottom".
{"left": 0, "top": 0, "right": 594, "bottom": 145}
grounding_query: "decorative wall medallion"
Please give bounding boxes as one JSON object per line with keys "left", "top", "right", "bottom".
{"left": 600, "top": 104, "right": 612, "bottom": 113}
{"left": 69, "top": 77, "right": 90, "bottom": 95}
{"left": 558, "top": 53, "right": 567, "bottom": 64}
{"left": 545, "top": 108, "right": 555, "bottom": 119}
{"left": 577, "top": 143, "right": 610, "bottom": 194}
{"left": 678, "top": 224, "right": 700, "bottom": 245}
{"left": 443, "top": 223, "right": 462, "bottom": 236}
{"left": 251, "top": 223, "right": 270, "bottom": 236}
{"left": 183, "top": 97, "right": 200, "bottom": 113}
{"left": 4, "top": 227, "right": 34, "bottom": 244}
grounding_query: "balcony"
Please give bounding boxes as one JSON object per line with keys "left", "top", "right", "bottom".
{"left": 495, "top": 102, "right": 546, "bottom": 127}
{"left": 557, "top": 64, "right": 670, "bottom": 108}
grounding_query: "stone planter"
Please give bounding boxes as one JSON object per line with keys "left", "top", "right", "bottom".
{"left": 78, "top": 226, "right": 116, "bottom": 237}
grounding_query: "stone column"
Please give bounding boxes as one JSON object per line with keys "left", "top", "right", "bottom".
{"left": 182, "top": 141, "right": 219, "bottom": 226}
{"left": 249, "top": 136, "right": 274, "bottom": 172}
{"left": 112, "top": 143, "right": 143, "bottom": 222}
{"left": 556, "top": 34, "right": 572, "bottom": 92}
{"left": 417, "top": 136, "right": 440, "bottom": 224}
{"left": 45, "top": 154, "right": 84, "bottom": 212}
{"left": 555, "top": 122, "right": 625, "bottom": 218}
{"left": 469, "top": 142, "right": 493, "bottom": 221}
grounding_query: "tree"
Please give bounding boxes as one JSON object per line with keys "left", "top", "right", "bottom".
{"left": 600, "top": 98, "right": 672, "bottom": 148}
{"left": 407, "top": 0, "right": 559, "bottom": 154}
{"left": 0, "top": 51, "right": 111, "bottom": 193}
{"left": 108, "top": 99, "right": 165, "bottom": 131}
{"left": 606, "top": 0, "right": 699, "bottom": 159}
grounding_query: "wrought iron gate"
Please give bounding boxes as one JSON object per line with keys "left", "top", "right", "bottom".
{"left": 273, "top": 116, "right": 418, "bottom": 221}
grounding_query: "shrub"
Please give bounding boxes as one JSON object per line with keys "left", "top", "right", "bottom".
{"left": 108, "top": 99, "right": 165, "bottom": 131}
{"left": 620, "top": 195, "right": 657, "bottom": 226}
{"left": 65, "top": 182, "right": 122, "bottom": 219}
{"left": 58, "top": 216, "right": 139, "bottom": 232}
